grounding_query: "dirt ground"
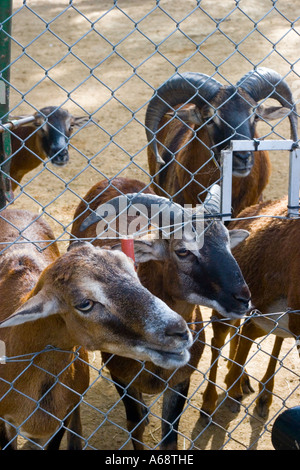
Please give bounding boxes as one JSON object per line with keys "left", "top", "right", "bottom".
{"left": 7, "top": 0, "right": 300, "bottom": 450}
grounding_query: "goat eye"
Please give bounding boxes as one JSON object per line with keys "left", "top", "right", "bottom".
{"left": 35, "top": 124, "right": 46, "bottom": 134}
{"left": 203, "top": 116, "right": 214, "bottom": 126}
{"left": 76, "top": 299, "right": 94, "bottom": 313}
{"left": 175, "top": 248, "right": 190, "bottom": 257}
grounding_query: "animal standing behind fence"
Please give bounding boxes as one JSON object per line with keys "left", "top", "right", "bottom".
{"left": 6, "top": 106, "right": 90, "bottom": 191}
{"left": 72, "top": 176, "right": 251, "bottom": 450}
{"left": 201, "top": 195, "right": 300, "bottom": 421}
{"left": 146, "top": 67, "right": 297, "bottom": 217}
{"left": 0, "top": 209, "right": 192, "bottom": 450}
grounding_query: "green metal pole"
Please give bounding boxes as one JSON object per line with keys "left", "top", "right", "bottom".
{"left": 0, "top": 0, "right": 13, "bottom": 209}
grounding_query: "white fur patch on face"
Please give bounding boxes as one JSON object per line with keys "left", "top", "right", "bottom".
{"left": 212, "top": 110, "right": 221, "bottom": 127}
{"left": 149, "top": 297, "right": 177, "bottom": 327}
{"left": 50, "top": 135, "right": 66, "bottom": 151}
{"left": 182, "top": 238, "right": 202, "bottom": 254}
{"left": 144, "top": 296, "right": 193, "bottom": 347}
{"left": 114, "top": 250, "right": 138, "bottom": 276}
{"left": 186, "top": 293, "right": 221, "bottom": 311}
{"left": 77, "top": 279, "right": 111, "bottom": 307}
{"left": 186, "top": 293, "right": 246, "bottom": 320}
{"left": 39, "top": 122, "right": 49, "bottom": 134}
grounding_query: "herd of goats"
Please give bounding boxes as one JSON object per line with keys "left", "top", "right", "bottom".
{"left": 0, "top": 66, "right": 299, "bottom": 450}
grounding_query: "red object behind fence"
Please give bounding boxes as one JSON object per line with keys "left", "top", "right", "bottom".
{"left": 121, "top": 239, "right": 136, "bottom": 268}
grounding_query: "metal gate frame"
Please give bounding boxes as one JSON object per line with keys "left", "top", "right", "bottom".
{"left": 221, "top": 139, "right": 300, "bottom": 221}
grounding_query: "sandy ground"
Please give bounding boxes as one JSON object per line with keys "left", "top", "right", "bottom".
{"left": 4, "top": 0, "right": 300, "bottom": 450}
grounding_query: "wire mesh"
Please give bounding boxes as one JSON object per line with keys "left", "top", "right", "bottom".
{"left": 0, "top": 0, "right": 299, "bottom": 451}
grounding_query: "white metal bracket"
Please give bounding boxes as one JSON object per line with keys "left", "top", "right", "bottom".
{"left": 221, "top": 140, "right": 300, "bottom": 221}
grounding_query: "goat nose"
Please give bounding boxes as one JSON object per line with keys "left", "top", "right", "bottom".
{"left": 165, "top": 319, "right": 190, "bottom": 341}
{"left": 55, "top": 148, "right": 68, "bottom": 157}
{"left": 234, "top": 151, "right": 252, "bottom": 162}
{"left": 233, "top": 295, "right": 251, "bottom": 309}
{"left": 51, "top": 149, "right": 69, "bottom": 165}
{"left": 233, "top": 285, "right": 251, "bottom": 307}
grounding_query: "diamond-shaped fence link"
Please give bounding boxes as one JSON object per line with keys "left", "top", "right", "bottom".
{"left": 0, "top": 0, "right": 299, "bottom": 451}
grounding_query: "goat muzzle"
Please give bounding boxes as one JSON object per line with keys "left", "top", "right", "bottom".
{"left": 50, "top": 148, "right": 69, "bottom": 166}
{"left": 232, "top": 151, "right": 254, "bottom": 177}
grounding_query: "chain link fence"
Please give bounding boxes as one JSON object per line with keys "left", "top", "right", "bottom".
{"left": 0, "top": 0, "right": 299, "bottom": 450}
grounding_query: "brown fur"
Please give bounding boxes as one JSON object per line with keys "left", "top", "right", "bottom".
{"left": 201, "top": 196, "right": 300, "bottom": 420}
{"left": 71, "top": 177, "right": 205, "bottom": 390}
{"left": 71, "top": 177, "right": 154, "bottom": 244}
{"left": 0, "top": 207, "right": 192, "bottom": 449}
{"left": 10, "top": 125, "right": 47, "bottom": 190}
{"left": 71, "top": 177, "right": 205, "bottom": 449}
{"left": 9, "top": 108, "right": 89, "bottom": 191}
{"left": 0, "top": 209, "right": 88, "bottom": 449}
{"left": 71, "top": 176, "right": 252, "bottom": 449}
{"left": 148, "top": 106, "right": 271, "bottom": 217}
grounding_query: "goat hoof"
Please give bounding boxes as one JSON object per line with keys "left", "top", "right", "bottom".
{"left": 142, "top": 405, "right": 150, "bottom": 426}
{"left": 199, "top": 409, "right": 214, "bottom": 426}
{"left": 226, "top": 396, "right": 241, "bottom": 413}
{"left": 241, "top": 376, "right": 255, "bottom": 395}
{"left": 160, "top": 442, "right": 177, "bottom": 451}
{"left": 255, "top": 398, "right": 270, "bottom": 419}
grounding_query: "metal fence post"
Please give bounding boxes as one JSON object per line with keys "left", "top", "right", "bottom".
{"left": 222, "top": 140, "right": 300, "bottom": 220}
{"left": 288, "top": 148, "right": 300, "bottom": 218}
{"left": 0, "top": 0, "right": 13, "bottom": 209}
{"left": 220, "top": 149, "right": 233, "bottom": 222}
{"left": 0, "top": 1, "right": 299, "bottom": 450}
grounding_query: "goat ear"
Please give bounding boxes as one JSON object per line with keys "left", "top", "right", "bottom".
{"left": 33, "top": 112, "right": 44, "bottom": 127}
{"left": 229, "top": 229, "right": 249, "bottom": 249}
{"left": 133, "top": 240, "right": 167, "bottom": 263}
{"left": 256, "top": 106, "right": 291, "bottom": 121}
{"left": 71, "top": 116, "right": 94, "bottom": 128}
{"left": 111, "top": 240, "right": 167, "bottom": 263}
{"left": 0, "top": 292, "right": 59, "bottom": 329}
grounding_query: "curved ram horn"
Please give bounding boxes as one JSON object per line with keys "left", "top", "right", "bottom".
{"left": 202, "top": 184, "right": 221, "bottom": 215}
{"left": 79, "top": 193, "right": 189, "bottom": 233}
{"left": 145, "top": 72, "right": 222, "bottom": 164}
{"left": 237, "top": 67, "right": 298, "bottom": 142}
{"left": 192, "top": 184, "right": 221, "bottom": 220}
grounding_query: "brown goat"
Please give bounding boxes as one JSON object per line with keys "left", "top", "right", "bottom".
{"left": 201, "top": 196, "right": 300, "bottom": 420}
{"left": 0, "top": 209, "right": 192, "bottom": 450}
{"left": 71, "top": 176, "right": 251, "bottom": 449}
{"left": 8, "top": 107, "right": 90, "bottom": 191}
{"left": 146, "top": 68, "right": 297, "bottom": 216}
